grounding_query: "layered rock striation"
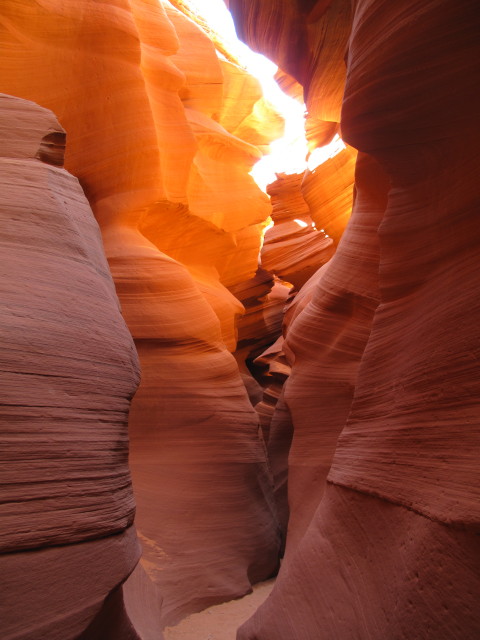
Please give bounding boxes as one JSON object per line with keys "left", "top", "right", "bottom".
{"left": 3, "top": 0, "right": 479, "bottom": 638}
{"left": 0, "top": 0, "right": 284, "bottom": 628}
{"left": 0, "top": 94, "right": 142, "bottom": 640}
{"left": 232, "top": 0, "right": 480, "bottom": 638}
{"left": 261, "top": 172, "right": 334, "bottom": 289}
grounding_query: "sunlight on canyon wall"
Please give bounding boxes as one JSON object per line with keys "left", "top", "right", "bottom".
{"left": 1, "top": 1, "right": 479, "bottom": 639}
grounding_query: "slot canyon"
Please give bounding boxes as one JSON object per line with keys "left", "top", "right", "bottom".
{"left": 1, "top": 0, "right": 479, "bottom": 638}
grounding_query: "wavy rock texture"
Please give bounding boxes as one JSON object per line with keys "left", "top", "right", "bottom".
{"left": 252, "top": 339, "right": 293, "bottom": 547}
{"left": 331, "top": 0, "right": 480, "bottom": 529}
{"left": 230, "top": 267, "right": 291, "bottom": 365}
{"left": 262, "top": 173, "right": 335, "bottom": 289}
{"left": 0, "top": 94, "right": 142, "bottom": 640}
{"left": 112, "top": 239, "right": 280, "bottom": 624}
{"left": 0, "top": 0, "right": 282, "bottom": 627}
{"left": 233, "top": 0, "right": 480, "bottom": 638}
{"left": 281, "top": 152, "right": 389, "bottom": 554}
{"left": 4, "top": 0, "right": 478, "bottom": 638}
{"left": 252, "top": 337, "right": 290, "bottom": 440}
{"left": 302, "top": 144, "right": 357, "bottom": 243}
{"left": 219, "top": 59, "right": 285, "bottom": 153}
{"left": 228, "top": 0, "right": 351, "bottom": 150}
{"left": 228, "top": 0, "right": 356, "bottom": 243}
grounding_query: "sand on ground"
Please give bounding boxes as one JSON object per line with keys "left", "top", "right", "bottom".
{"left": 163, "top": 579, "right": 275, "bottom": 640}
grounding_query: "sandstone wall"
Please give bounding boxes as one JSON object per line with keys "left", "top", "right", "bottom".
{"left": 3, "top": 0, "right": 478, "bottom": 637}
{"left": 0, "top": 94, "right": 143, "bottom": 640}
{"left": 232, "top": 0, "right": 480, "bottom": 638}
{"left": 0, "top": 0, "right": 282, "bottom": 629}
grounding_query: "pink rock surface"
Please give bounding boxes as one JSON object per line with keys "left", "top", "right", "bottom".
{"left": 239, "top": 485, "right": 480, "bottom": 640}
{"left": 0, "top": 94, "right": 140, "bottom": 551}
{"left": 4, "top": 1, "right": 478, "bottom": 638}
{"left": 2, "top": 526, "right": 142, "bottom": 640}
{"left": 279, "top": 151, "right": 389, "bottom": 553}
{"left": 109, "top": 239, "right": 280, "bottom": 623}
{"left": 0, "top": 94, "right": 141, "bottom": 638}
{"left": 234, "top": 0, "right": 480, "bottom": 637}
{"left": 329, "top": 0, "right": 480, "bottom": 528}
{"left": 0, "top": 0, "right": 282, "bottom": 623}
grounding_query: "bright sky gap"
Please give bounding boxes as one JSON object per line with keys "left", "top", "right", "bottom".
{"left": 188, "top": 0, "right": 344, "bottom": 192}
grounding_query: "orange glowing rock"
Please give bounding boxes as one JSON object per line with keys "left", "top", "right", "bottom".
{"left": 261, "top": 172, "right": 335, "bottom": 288}
{"left": 274, "top": 68, "right": 304, "bottom": 104}
{"left": 229, "top": 0, "right": 356, "bottom": 244}
{"left": 0, "top": 0, "right": 282, "bottom": 625}
{"left": 219, "top": 59, "right": 285, "bottom": 149}
{"left": 302, "top": 144, "right": 357, "bottom": 242}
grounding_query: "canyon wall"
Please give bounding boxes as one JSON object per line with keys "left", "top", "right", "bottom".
{"left": 2, "top": 0, "right": 479, "bottom": 638}
{"left": 0, "top": 94, "right": 143, "bottom": 640}
{"left": 230, "top": 0, "right": 480, "bottom": 638}
{"left": 0, "top": 0, "right": 283, "bottom": 633}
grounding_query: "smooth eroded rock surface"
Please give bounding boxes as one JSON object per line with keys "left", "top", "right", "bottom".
{"left": 0, "top": 94, "right": 141, "bottom": 639}
{"left": 0, "top": 0, "right": 282, "bottom": 625}
{"left": 261, "top": 172, "right": 335, "bottom": 289}
{"left": 234, "top": 0, "right": 480, "bottom": 637}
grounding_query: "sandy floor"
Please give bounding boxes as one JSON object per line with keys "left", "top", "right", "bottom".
{"left": 163, "top": 579, "right": 274, "bottom": 640}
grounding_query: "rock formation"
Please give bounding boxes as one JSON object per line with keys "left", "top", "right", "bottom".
{"left": 0, "top": 94, "right": 143, "bottom": 640}
{"left": 302, "top": 143, "right": 357, "bottom": 243}
{"left": 230, "top": 0, "right": 480, "bottom": 638}
{"left": 2, "top": 0, "right": 479, "bottom": 638}
{"left": 261, "top": 172, "right": 334, "bottom": 289}
{"left": 0, "top": 0, "right": 282, "bottom": 629}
